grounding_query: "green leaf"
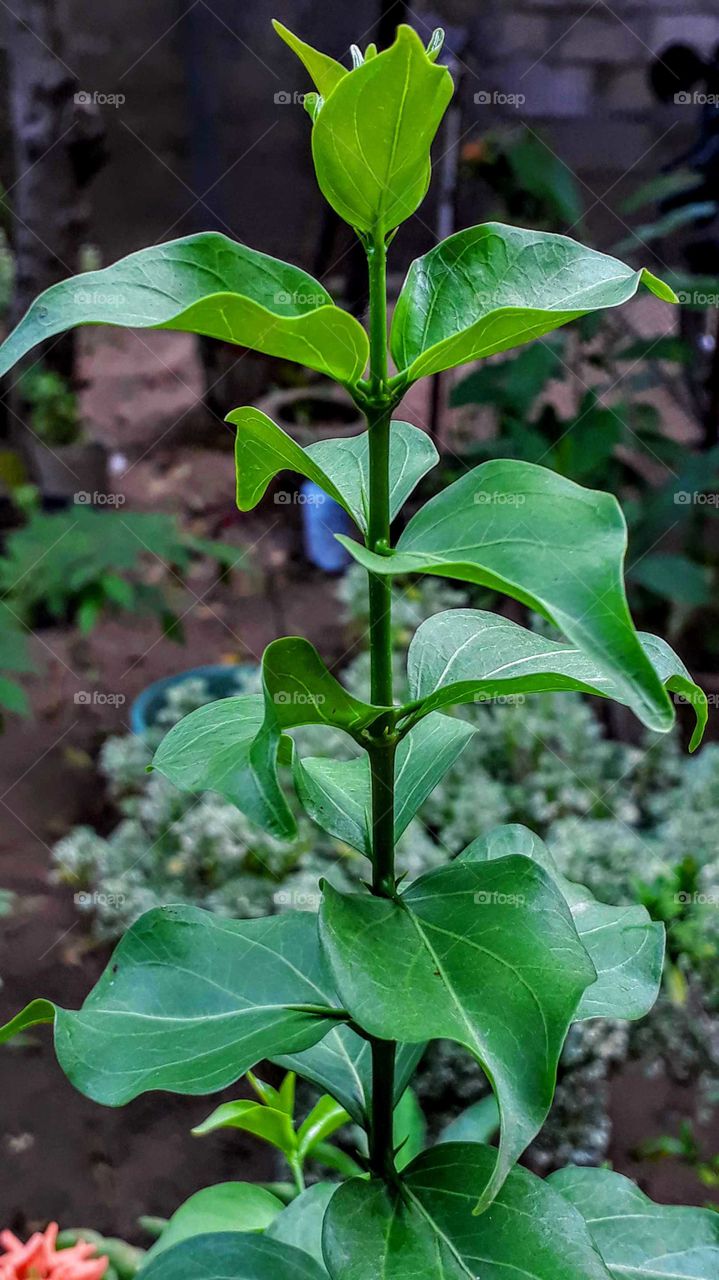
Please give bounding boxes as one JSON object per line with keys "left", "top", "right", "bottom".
{"left": 404, "top": 609, "right": 707, "bottom": 750}
{"left": 393, "top": 1087, "right": 426, "bottom": 1171}
{"left": 139, "top": 1233, "right": 326, "bottom": 1280}
{"left": 631, "top": 553, "right": 713, "bottom": 608}
{"left": 322, "top": 1144, "right": 613, "bottom": 1278}
{"left": 192, "top": 1100, "right": 297, "bottom": 1156}
{"left": 549, "top": 1166, "right": 719, "bottom": 1279}
{"left": 0, "top": 676, "right": 30, "bottom": 716}
{"left": 231, "top": 408, "right": 437, "bottom": 534}
{"left": 339, "top": 459, "right": 677, "bottom": 736}
{"left": 273, "top": 21, "right": 348, "bottom": 98}
{"left": 0, "top": 906, "right": 343, "bottom": 1105}
{"left": 390, "top": 223, "right": 676, "bottom": 380}
{"left": 151, "top": 694, "right": 290, "bottom": 837}
{"left": 295, "top": 712, "right": 475, "bottom": 853}
{"left": 437, "top": 1096, "right": 500, "bottom": 1146}
{"left": 311, "top": 25, "right": 453, "bottom": 234}
{"left": 144, "top": 1184, "right": 282, "bottom": 1261}
{"left": 267, "top": 1184, "right": 337, "bottom": 1272}
{"left": 0, "top": 233, "right": 369, "bottom": 384}
{"left": 460, "top": 825, "right": 664, "bottom": 1021}
{"left": 297, "top": 1095, "right": 350, "bottom": 1159}
{"left": 319, "top": 857, "right": 595, "bottom": 1210}
{"left": 275, "top": 1028, "right": 423, "bottom": 1128}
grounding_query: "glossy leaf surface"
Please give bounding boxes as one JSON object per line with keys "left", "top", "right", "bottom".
{"left": 406, "top": 609, "right": 706, "bottom": 749}
{"left": 231, "top": 408, "right": 437, "bottom": 534}
{"left": 311, "top": 26, "right": 453, "bottom": 233}
{"left": 0, "top": 907, "right": 341, "bottom": 1105}
{"left": 322, "top": 1144, "right": 612, "bottom": 1278}
{"left": 340, "top": 460, "right": 676, "bottom": 734}
{"left": 460, "top": 826, "right": 664, "bottom": 1021}
{"left": 144, "top": 1184, "right": 282, "bottom": 1261}
{"left": 140, "top": 1233, "right": 326, "bottom": 1280}
{"left": 273, "top": 21, "right": 348, "bottom": 98}
{"left": 296, "top": 712, "right": 475, "bottom": 853}
{"left": 267, "top": 1184, "right": 337, "bottom": 1272}
{"left": 320, "top": 857, "right": 595, "bottom": 1209}
{"left": 0, "top": 234, "right": 369, "bottom": 383}
{"left": 276, "top": 1027, "right": 424, "bottom": 1128}
{"left": 391, "top": 223, "right": 676, "bottom": 379}
{"left": 550, "top": 1166, "right": 719, "bottom": 1279}
{"left": 192, "top": 1100, "right": 297, "bottom": 1154}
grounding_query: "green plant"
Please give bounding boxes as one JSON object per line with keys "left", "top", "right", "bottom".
{"left": 18, "top": 366, "right": 81, "bottom": 446}
{"left": 0, "top": 503, "right": 238, "bottom": 636}
{"left": 0, "top": 23, "right": 717, "bottom": 1277}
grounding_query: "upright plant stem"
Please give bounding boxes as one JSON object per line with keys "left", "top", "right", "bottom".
{"left": 365, "top": 228, "right": 398, "bottom": 1179}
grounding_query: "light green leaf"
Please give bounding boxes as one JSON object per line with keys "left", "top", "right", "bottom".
{"left": 230, "top": 408, "right": 437, "bottom": 534}
{"left": 550, "top": 1166, "right": 719, "bottom": 1279}
{"left": 297, "top": 1095, "right": 350, "bottom": 1159}
{"left": 0, "top": 234, "right": 369, "bottom": 383}
{"left": 393, "top": 1088, "right": 426, "bottom": 1171}
{"left": 273, "top": 21, "right": 348, "bottom": 98}
{"left": 275, "top": 1028, "right": 423, "bottom": 1128}
{"left": 295, "top": 712, "right": 475, "bottom": 853}
{"left": 405, "top": 609, "right": 707, "bottom": 750}
{"left": 460, "top": 825, "right": 664, "bottom": 1021}
{"left": 267, "top": 1184, "right": 337, "bottom": 1272}
{"left": 311, "top": 25, "right": 453, "bottom": 234}
{"left": 144, "top": 1184, "right": 282, "bottom": 1261}
{"left": 322, "top": 1144, "right": 613, "bottom": 1279}
{"left": 151, "top": 694, "right": 289, "bottom": 835}
{"left": 192, "top": 1100, "right": 297, "bottom": 1156}
{"left": 438, "top": 1096, "right": 500, "bottom": 1146}
{"left": 390, "top": 222, "right": 676, "bottom": 380}
{"left": 139, "top": 1233, "right": 326, "bottom": 1280}
{"left": 339, "top": 459, "right": 676, "bottom": 735}
{"left": 319, "top": 857, "right": 595, "bottom": 1210}
{"left": 0, "top": 906, "right": 343, "bottom": 1105}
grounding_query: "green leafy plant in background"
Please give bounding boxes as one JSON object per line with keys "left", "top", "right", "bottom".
{"left": 18, "top": 366, "right": 81, "bottom": 446}
{"left": 1, "top": 23, "right": 717, "bottom": 1278}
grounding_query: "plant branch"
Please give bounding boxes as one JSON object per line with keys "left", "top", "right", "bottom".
{"left": 365, "top": 227, "right": 398, "bottom": 1180}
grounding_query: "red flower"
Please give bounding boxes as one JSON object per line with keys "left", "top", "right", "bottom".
{"left": 0, "top": 1224, "right": 108, "bottom": 1280}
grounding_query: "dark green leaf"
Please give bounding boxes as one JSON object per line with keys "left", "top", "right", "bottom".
{"left": 393, "top": 1087, "right": 426, "bottom": 1171}
{"left": 390, "top": 223, "right": 676, "bottom": 380}
{"left": 295, "top": 713, "right": 475, "bottom": 853}
{"left": 275, "top": 1028, "right": 423, "bottom": 1128}
{"left": 231, "top": 408, "right": 437, "bottom": 533}
{"left": 404, "top": 609, "right": 707, "bottom": 750}
{"left": 322, "top": 1144, "right": 613, "bottom": 1278}
{"left": 339, "top": 460, "right": 677, "bottom": 736}
{"left": 438, "top": 1096, "right": 500, "bottom": 1146}
{"left": 139, "top": 1233, "right": 326, "bottom": 1280}
{"left": 144, "top": 1184, "right": 282, "bottom": 1261}
{"left": 319, "top": 857, "right": 595, "bottom": 1209}
{"left": 0, "top": 906, "right": 343, "bottom": 1105}
{"left": 460, "top": 825, "right": 664, "bottom": 1020}
{"left": 550, "top": 1165, "right": 719, "bottom": 1279}
{"left": 630, "top": 553, "right": 713, "bottom": 608}
{"left": 311, "top": 26, "right": 453, "bottom": 234}
{"left": 0, "top": 234, "right": 368, "bottom": 384}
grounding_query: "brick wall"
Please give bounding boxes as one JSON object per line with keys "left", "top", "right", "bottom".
{"left": 1, "top": 0, "right": 717, "bottom": 267}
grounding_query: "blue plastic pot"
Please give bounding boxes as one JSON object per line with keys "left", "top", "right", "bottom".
{"left": 130, "top": 663, "right": 259, "bottom": 736}
{"left": 300, "top": 480, "right": 354, "bottom": 573}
